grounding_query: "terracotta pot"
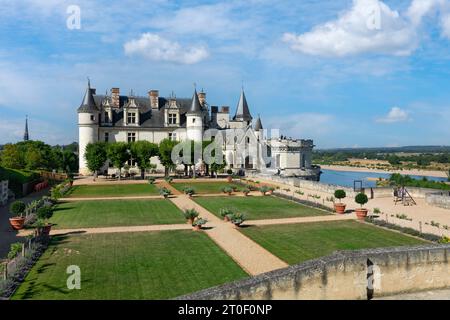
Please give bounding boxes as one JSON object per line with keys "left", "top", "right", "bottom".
{"left": 223, "top": 216, "right": 230, "bottom": 222}
{"left": 243, "top": 192, "right": 249, "bottom": 197}
{"left": 334, "top": 203, "right": 347, "bottom": 214}
{"left": 37, "top": 224, "right": 52, "bottom": 236}
{"left": 9, "top": 217, "right": 25, "bottom": 230}
{"left": 193, "top": 225, "right": 202, "bottom": 231}
{"left": 355, "top": 208, "right": 368, "bottom": 220}
{"left": 187, "top": 218, "right": 195, "bottom": 225}
{"left": 227, "top": 176, "right": 233, "bottom": 183}
{"left": 227, "top": 192, "right": 232, "bottom": 196}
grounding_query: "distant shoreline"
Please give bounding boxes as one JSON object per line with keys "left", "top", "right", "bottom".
{"left": 320, "top": 165, "right": 448, "bottom": 179}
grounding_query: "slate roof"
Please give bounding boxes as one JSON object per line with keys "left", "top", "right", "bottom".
{"left": 77, "top": 82, "right": 99, "bottom": 113}
{"left": 91, "top": 94, "right": 203, "bottom": 128}
{"left": 254, "top": 115, "right": 263, "bottom": 131}
{"left": 233, "top": 90, "right": 252, "bottom": 122}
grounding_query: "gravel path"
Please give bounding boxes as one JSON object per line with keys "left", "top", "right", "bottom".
{"left": 169, "top": 195, "right": 289, "bottom": 275}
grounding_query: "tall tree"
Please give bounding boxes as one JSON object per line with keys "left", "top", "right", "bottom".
{"left": 0, "top": 144, "right": 24, "bottom": 169}
{"left": 159, "top": 139, "right": 178, "bottom": 177}
{"left": 107, "top": 142, "right": 130, "bottom": 180}
{"left": 84, "top": 142, "right": 107, "bottom": 179}
{"left": 130, "top": 141, "right": 159, "bottom": 179}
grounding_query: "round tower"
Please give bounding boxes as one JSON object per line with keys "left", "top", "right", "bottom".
{"left": 78, "top": 80, "right": 99, "bottom": 175}
{"left": 186, "top": 89, "right": 203, "bottom": 142}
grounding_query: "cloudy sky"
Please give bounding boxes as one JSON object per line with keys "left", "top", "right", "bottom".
{"left": 1, "top": 0, "right": 450, "bottom": 148}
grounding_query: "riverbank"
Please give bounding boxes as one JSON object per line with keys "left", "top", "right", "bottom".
{"left": 319, "top": 165, "right": 448, "bottom": 179}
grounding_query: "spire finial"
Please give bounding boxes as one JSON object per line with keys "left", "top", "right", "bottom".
{"left": 24, "top": 115, "right": 29, "bottom": 141}
{"left": 87, "top": 77, "right": 91, "bottom": 88}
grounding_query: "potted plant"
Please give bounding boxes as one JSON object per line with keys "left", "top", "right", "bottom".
{"left": 183, "top": 187, "right": 196, "bottom": 198}
{"left": 183, "top": 209, "right": 199, "bottom": 225}
{"left": 148, "top": 177, "right": 156, "bottom": 184}
{"left": 242, "top": 187, "right": 250, "bottom": 196}
{"left": 334, "top": 190, "right": 347, "bottom": 214}
{"left": 230, "top": 212, "right": 246, "bottom": 228}
{"left": 219, "top": 208, "right": 235, "bottom": 222}
{"left": 222, "top": 186, "right": 233, "bottom": 196}
{"left": 192, "top": 217, "right": 207, "bottom": 231}
{"left": 34, "top": 218, "right": 53, "bottom": 236}
{"left": 159, "top": 187, "right": 172, "bottom": 199}
{"left": 259, "top": 186, "right": 270, "bottom": 196}
{"left": 226, "top": 169, "right": 233, "bottom": 183}
{"left": 355, "top": 193, "right": 369, "bottom": 220}
{"left": 268, "top": 186, "right": 275, "bottom": 195}
{"left": 164, "top": 176, "right": 173, "bottom": 184}
{"left": 9, "top": 200, "right": 26, "bottom": 230}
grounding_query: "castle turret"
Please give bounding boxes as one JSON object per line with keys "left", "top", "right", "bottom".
{"left": 186, "top": 89, "right": 203, "bottom": 142}
{"left": 254, "top": 115, "right": 263, "bottom": 141}
{"left": 233, "top": 89, "right": 252, "bottom": 124}
{"left": 78, "top": 80, "right": 99, "bottom": 175}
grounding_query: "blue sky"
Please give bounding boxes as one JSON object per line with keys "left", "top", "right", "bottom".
{"left": 1, "top": 0, "right": 450, "bottom": 148}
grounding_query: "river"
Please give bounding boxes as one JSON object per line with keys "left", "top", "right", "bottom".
{"left": 319, "top": 169, "right": 448, "bottom": 188}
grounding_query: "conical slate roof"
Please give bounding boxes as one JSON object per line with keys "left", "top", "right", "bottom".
{"left": 233, "top": 90, "right": 252, "bottom": 121}
{"left": 254, "top": 115, "right": 263, "bottom": 131}
{"left": 188, "top": 89, "right": 202, "bottom": 114}
{"left": 78, "top": 80, "right": 98, "bottom": 113}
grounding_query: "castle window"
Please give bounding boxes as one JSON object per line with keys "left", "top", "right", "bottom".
{"left": 104, "top": 132, "right": 109, "bottom": 142}
{"left": 90, "top": 115, "right": 95, "bottom": 121}
{"left": 104, "top": 112, "right": 109, "bottom": 123}
{"left": 127, "top": 112, "right": 136, "bottom": 124}
{"left": 168, "top": 113, "right": 177, "bottom": 125}
{"left": 192, "top": 118, "right": 196, "bottom": 123}
{"left": 127, "top": 132, "right": 136, "bottom": 143}
{"left": 127, "top": 159, "right": 137, "bottom": 167}
{"left": 168, "top": 132, "right": 177, "bottom": 141}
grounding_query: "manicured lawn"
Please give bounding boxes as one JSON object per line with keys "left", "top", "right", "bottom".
{"left": 12, "top": 231, "right": 248, "bottom": 299}
{"left": 50, "top": 199, "right": 185, "bottom": 229}
{"left": 240, "top": 220, "right": 427, "bottom": 265}
{"left": 66, "top": 184, "right": 159, "bottom": 197}
{"left": 172, "top": 182, "right": 242, "bottom": 194}
{"left": 194, "top": 196, "right": 329, "bottom": 220}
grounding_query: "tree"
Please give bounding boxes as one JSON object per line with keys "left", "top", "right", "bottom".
{"left": 130, "top": 141, "right": 159, "bottom": 179}
{"left": 107, "top": 142, "right": 130, "bottom": 180}
{"left": 84, "top": 142, "right": 107, "bottom": 179}
{"left": 159, "top": 139, "right": 178, "bottom": 177}
{"left": 0, "top": 144, "right": 24, "bottom": 169}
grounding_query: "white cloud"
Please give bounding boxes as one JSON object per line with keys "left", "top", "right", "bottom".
{"left": 283, "top": 0, "right": 420, "bottom": 57}
{"left": 265, "top": 113, "right": 335, "bottom": 138}
{"left": 441, "top": 13, "right": 450, "bottom": 39}
{"left": 124, "top": 33, "right": 209, "bottom": 64}
{"left": 376, "top": 107, "right": 410, "bottom": 123}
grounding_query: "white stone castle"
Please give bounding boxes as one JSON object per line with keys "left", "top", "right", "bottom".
{"left": 78, "top": 81, "right": 320, "bottom": 180}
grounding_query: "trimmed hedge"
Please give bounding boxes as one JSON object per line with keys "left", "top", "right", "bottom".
{"left": 0, "top": 166, "right": 40, "bottom": 197}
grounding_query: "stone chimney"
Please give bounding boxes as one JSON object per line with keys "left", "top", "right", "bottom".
{"left": 111, "top": 88, "right": 120, "bottom": 108}
{"left": 198, "top": 91, "right": 206, "bottom": 105}
{"left": 221, "top": 106, "right": 229, "bottom": 113}
{"left": 149, "top": 90, "right": 159, "bottom": 109}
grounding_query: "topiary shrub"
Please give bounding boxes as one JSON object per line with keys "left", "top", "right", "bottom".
{"left": 37, "top": 206, "right": 53, "bottom": 220}
{"left": 334, "top": 190, "right": 346, "bottom": 202}
{"left": 10, "top": 201, "right": 26, "bottom": 217}
{"left": 355, "top": 193, "right": 368, "bottom": 208}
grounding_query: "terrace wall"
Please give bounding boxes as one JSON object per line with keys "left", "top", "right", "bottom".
{"left": 425, "top": 191, "right": 450, "bottom": 210}
{"left": 178, "top": 245, "right": 450, "bottom": 300}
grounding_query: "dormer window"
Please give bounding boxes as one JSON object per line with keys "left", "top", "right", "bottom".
{"left": 127, "top": 112, "right": 136, "bottom": 124}
{"left": 104, "top": 112, "right": 110, "bottom": 123}
{"left": 168, "top": 113, "right": 177, "bottom": 125}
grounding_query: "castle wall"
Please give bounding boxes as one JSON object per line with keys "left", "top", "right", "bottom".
{"left": 178, "top": 245, "right": 450, "bottom": 300}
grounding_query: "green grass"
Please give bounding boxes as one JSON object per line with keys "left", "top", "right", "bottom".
{"left": 194, "top": 196, "right": 329, "bottom": 220}
{"left": 66, "top": 184, "right": 159, "bottom": 197}
{"left": 172, "top": 182, "right": 242, "bottom": 194}
{"left": 240, "top": 220, "right": 427, "bottom": 265}
{"left": 12, "top": 231, "right": 248, "bottom": 299}
{"left": 50, "top": 199, "right": 185, "bottom": 229}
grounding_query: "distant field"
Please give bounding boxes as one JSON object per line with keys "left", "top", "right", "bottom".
{"left": 240, "top": 220, "right": 426, "bottom": 265}
{"left": 50, "top": 199, "right": 185, "bottom": 228}
{"left": 172, "top": 182, "right": 242, "bottom": 194}
{"left": 12, "top": 231, "right": 248, "bottom": 299}
{"left": 66, "top": 184, "right": 159, "bottom": 197}
{"left": 194, "top": 196, "right": 329, "bottom": 220}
